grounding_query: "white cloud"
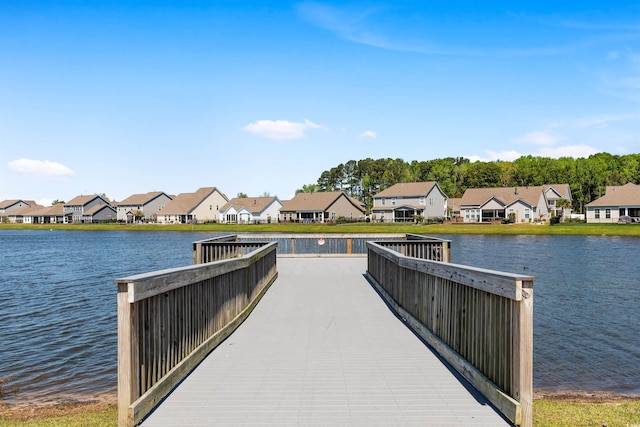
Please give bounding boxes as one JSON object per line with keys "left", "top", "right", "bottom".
{"left": 243, "top": 119, "right": 326, "bottom": 140}
{"left": 468, "top": 144, "right": 600, "bottom": 162}
{"left": 8, "top": 158, "right": 74, "bottom": 177}
{"left": 37, "top": 198, "right": 55, "bottom": 207}
{"left": 537, "top": 144, "right": 600, "bottom": 158}
{"left": 510, "top": 130, "right": 559, "bottom": 146}
{"left": 468, "top": 150, "right": 522, "bottom": 162}
{"left": 359, "top": 130, "right": 376, "bottom": 139}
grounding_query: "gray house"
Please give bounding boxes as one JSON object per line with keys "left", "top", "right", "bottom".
{"left": 64, "top": 194, "right": 113, "bottom": 223}
{"left": 371, "top": 182, "right": 448, "bottom": 222}
{"left": 116, "top": 191, "right": 173, "bottom": 223}
{"left": 82, "top": 204, "right": 117, "bottom": 223}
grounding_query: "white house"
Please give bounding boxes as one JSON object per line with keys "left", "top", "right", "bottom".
{"left": 586, "top": 182, "right": 640, "bottom": 223}
{"left": 220, "top": 196, "right": 282, "bottom": 224}
{"left": 459, "top": 184, "right": 571, "bottom": 223}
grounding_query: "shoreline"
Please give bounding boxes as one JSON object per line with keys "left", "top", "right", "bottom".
{"left": 2, "top": 390, "right": 638, "bottom": 422}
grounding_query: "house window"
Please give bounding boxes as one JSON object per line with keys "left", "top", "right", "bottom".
{"left": 594, "top": 209, "right": 600, "bottom": 219}
{"left": 381, "top": 198, "right": 386, "bottom": 206}
{"left": 419, "top": 197, "right": 425, "bottom": 205}
{"left": 429, "top": 198, "right": 434, "bottom": 206}
{"left": 524, "top": 208, "right": 530, "bottom": 219}
{"left": 605, "top": 209, "right": 611, "bottom": 219}
{"left": 391, "top": 198, "right": 396, "bottom": 205}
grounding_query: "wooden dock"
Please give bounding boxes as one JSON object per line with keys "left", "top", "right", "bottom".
{"left": 140, "top": 257, "right": 512, "bottom": 426}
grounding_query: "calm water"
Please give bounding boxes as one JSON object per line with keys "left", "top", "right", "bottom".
{"left": 0, "top": 230, "right": 638, "bottom": 403}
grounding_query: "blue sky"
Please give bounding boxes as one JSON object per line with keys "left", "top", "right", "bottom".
{"left": 1, "top": 1, "right": 639, "bottom": 205}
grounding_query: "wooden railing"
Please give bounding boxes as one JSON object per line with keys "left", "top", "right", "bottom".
{"left": 366, "top": 241, "right": 534, "bottom": 427}
{"left": 115, "top": 242, "right": 278, "bottom": 427}
{"left": 374, "top": 234, "right": 451, "bottom": 262}
{"left": 192, "top": 235, "right": 269, "bottom": 264}
{"left": 193, "top": 233, "right": 441, "bottom": 259}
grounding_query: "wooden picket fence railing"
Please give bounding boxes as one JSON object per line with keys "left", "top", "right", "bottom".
{"left": 193, "top": 233, "right": 450, "bottom": 259}
{"left": 115, "top": 242, "right": 277, "bottom": 427}
{"left": 366, "top": 241, "right": 534, "bottom": 427}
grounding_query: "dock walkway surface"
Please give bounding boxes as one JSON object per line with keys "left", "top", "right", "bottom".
{"left": 141, "top": 257, "right": 511, "bottom": 426}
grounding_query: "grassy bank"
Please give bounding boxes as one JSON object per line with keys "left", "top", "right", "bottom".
{"left": 2, "top": 221, "right": 640, "bottom": 236}
{"left": 1, "top": 398, "right": 639, "bottom": 426}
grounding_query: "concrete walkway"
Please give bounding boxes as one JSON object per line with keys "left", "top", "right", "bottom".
{"left": 142, "top": 257, "right": 511, "bottom": 426}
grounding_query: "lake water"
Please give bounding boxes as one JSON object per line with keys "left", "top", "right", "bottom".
{"left": 0, "top": 230, "right": 638, "bottom": 403}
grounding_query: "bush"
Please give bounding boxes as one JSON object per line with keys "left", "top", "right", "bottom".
{"left": 502, "top": 213, "right": 516, "bottom": 224}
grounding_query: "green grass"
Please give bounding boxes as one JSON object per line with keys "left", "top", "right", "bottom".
{"left": 534, "top": 398, "right": 640, "bottom": 427}
{"left": 0, "top": 403, "right": 116, "bottom": 427}
{"left": 2, "top": 221, "right": 640, "bottom": 236}
{"left": 1, "top": 399, "right": 638, "bottom": 426}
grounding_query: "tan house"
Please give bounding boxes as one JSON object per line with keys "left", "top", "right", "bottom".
{"left": 220, "top": 196, "right": 282, "bottom": 224}
{"left": 586, "top": 183, "right": 640, "bottom": 223}
{"left": 460, "top": 184, "right": 571, "bottom": 223}
{"left": 371, "top": 182, "right": 448, "bottom": 222}
{"left": 116, "top": 191, "right": 173, "bottom": 223}
{"left": 28, "top": 203, "right": 72, "bottom": 224}
{"left": 3, "top": 202, "right": 45, "bottom": 223}
{"left": 0, "top": 199, "right": 37, "bottom": 221}
{"left": 279, "top": 191, "right": 365, "bottom": 223}
{"left": 158, "top": 187, "right": 228, "bottom": 224}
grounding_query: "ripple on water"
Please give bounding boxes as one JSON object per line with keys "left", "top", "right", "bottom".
{"left": 1, "top": 231, "right": 639, "bottom": 402}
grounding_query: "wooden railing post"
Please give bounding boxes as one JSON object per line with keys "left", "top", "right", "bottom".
{"left": 514, "top": 282, "right": 533, "bottom": 427}
{"left": 117, "top": 282, "right": 137, "bottom": 427}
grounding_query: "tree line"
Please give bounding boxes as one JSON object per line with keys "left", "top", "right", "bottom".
{"left": 298, "top": 153, "right": 640, "bottom": 213}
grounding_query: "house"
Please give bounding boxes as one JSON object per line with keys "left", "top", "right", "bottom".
{"left": 157, "top": 187, "right": 228, "bottom": 224}
{"left": 371, "top": 182, "right": 448, "bottom": 223}
{"left": 586, "top": 183, "right": 640, "bottom": 223}
{"left": 29, "top": 203, "right": 72, "bottom": 224}
{"left": 64, "top": 194, "right": 113, "bottom": 223}
{"left": 219, "top": 196, "right": 282, "bottom": 224}
{"left": 459, "top": 184, "right": 571, "bottom": 223}
{"left": 82, "top": 204, "right": 117, "bottom": 223}
{"left": 116, "top": 191, "right": 173, "bottom": 223}
{"left": 4, "top": 203, "right": 45, "bottom": 224}
{"left": 279, "top": 191, "right": 365, "bottom": 223}
{"left": 0, "top": 199, "right": 37, "bottom": 221}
